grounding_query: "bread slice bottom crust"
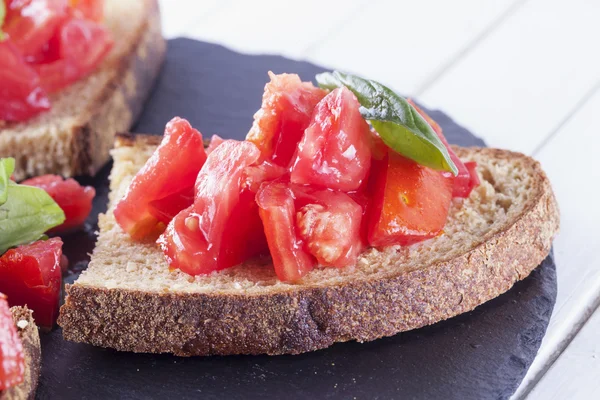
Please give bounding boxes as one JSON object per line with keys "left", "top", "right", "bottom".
{"left": 0, "top": 307, "right": 41, "bottom": 400}
{"left": 58, "top": 135, "right": 560, "bottom": 356}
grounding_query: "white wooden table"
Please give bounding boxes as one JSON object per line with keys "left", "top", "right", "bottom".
{"left": 158, "top": 1, "right": 600, "bottom": 398}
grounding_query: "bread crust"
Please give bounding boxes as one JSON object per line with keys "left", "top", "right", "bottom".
{"left": 0, "top": 307, "right": 41, "bottom": 400}
{"left": 58, "top": 137, "right": 560, "bottom": 356}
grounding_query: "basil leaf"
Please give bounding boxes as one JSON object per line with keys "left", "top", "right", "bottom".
{"left": 0, "top": 0, "right": 5, "bottom": 41}
{"left": 316, "top": 71, "right": 458, "bottom": 175}
{"left": 0, "top": 183, "right": 65, "bottom": 254}
{"left": 0, "top": 157, "right": 14, "bottom": 206}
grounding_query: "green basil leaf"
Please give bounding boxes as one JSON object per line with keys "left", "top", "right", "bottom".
{"left": 0, "top": 183, "right": 65, "bottom": 254}
{"left": 0, "top": 0, "right": 6, "bottom": 41}
{"left": 316, "top": 71, "right": 458, "bottom": 175}
{"left": 0, "top": 157, "right": 15, "bottom": 206}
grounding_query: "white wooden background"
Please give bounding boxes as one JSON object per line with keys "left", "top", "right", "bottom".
{"left": 157, "top": 1, "right": 600, "bottom": 398}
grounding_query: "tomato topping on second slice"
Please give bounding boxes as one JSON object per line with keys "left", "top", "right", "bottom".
{"left": 368, "top": 152, "right": 453, "bottom": 247}
{"left": 246, "top": 72, "right": 327, "bottom": 167}
{"left": 158, "top": 141, "right": 268, "bottom": 275}
{"left": 256, "top": 182, "right": 315, "bottom": 282}
{"left": 290, "top": 87, "right": 372, "bottom": 192}
{"left": 114, "top": 117, "right": 207, "bottom": 240}
{"left": 0, "top": 293, "right": 25, "bottom": 391}
{"left": 21, "top": 174, "right": 95, "bottom": 233}
{"left": 0, "top": 238, "right": 63, "bottom": 329}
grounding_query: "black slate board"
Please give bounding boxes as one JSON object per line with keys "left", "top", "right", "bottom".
{"left": 38, "top": 39, "right": 557, "bottom": 400}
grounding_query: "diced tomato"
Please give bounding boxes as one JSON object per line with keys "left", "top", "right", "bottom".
{"left": 294, "top": 187, "right": 364, "bottom": 268}
{"left": 0, "top": 293, "right": 25, "bottom": 391}
{"left": 4, "top": 0, "right": 69, "bottom": 61}
{"left": 0, "top": 40, "right": 51, "bottom": 121}
{"left": 246, "top": 72, "right": 327, "bottom": 167}
{"left": 114, "top": 118, "right": 207, "bottom": 240}
{"left": 242, "top": 161, "right": 288, "bottom": 193}
{"left": 367, "top": 151, "right": 453, "bottom": 247}
{"left": 35, "top": 16, "right": 113, "bottom": 93}
{"left": 158, "top": 140, "right": 268, "bottom": 275}
{"left": 21, "top": 174, "right": 95, "bottom": 233}
{"left": 407, "top": 99, "right": 477, "bottom": 198}
{"left": 464, "top": 161, "right": 480, "bottom": 194}
{"left": 256, "top": 182, "right": 315, "bottom": 282}
{"left": 69, "top": 0, "right": 103, "bottom": 21}
{"left": 290, "top": 87, "right": 372, "bottom": 192}
{"left": 205, "top": 134, "right": 225, "bottom": 154}
{"left": 0, "top": 238, "right": 63, "bottom": 329}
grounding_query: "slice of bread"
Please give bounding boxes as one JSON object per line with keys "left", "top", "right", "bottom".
{"left": 0, "top": 307, "right": 41, "bottom": 400}
{"left": 0, "top": 0, "right": 166, "bottom": 182}
{"left": 58, "top": 134, "right": 560, "bottom": 356}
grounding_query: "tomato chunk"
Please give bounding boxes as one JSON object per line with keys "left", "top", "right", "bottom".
{"left": 0, "top": 40, "right": 51, "bottom": 121}
{"left": 407, "top": 99, "right": 477, "bottom": 198}
{"left": 114, "top": 118, "right": 207, "bottom": 240}
{"left": 246, "top": 72, "right": 327, "bottom": 167}
{"left": 158, "top": 141, "right": 267, "bottom": 275}
{"left": 21, "top": 174, "right": 95, "bottom": 233}
{"left": 368, "top": 152, "right": 453, "bottom": 247}
{"left": 205, "top": 134, "right": 225, "bottom": 154}
{"left": 0, "top": 293, "right": 25, "bottom": 391}
{"left": 69, "top": 0, "right": 104, "bottom": 22}
{"left": 294, "top": 187, "right": 364, "bottom": 268}
{"left": 290, "top": 87, "right": 372, "bottom": 191}
{"left": 256, "top": 182, "right": 315, "bottom": 282}
{"left": 0, "top": 238, "right": 63, "bottom": 329}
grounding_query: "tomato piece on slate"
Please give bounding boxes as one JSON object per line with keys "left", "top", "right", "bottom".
{"left": 294, "top": 187, "right": 364, "bottom": 268}
{"left": 256, "top": 182, "right": 315, "bottom": 282}
{"left": 21, "top": 174, "right": 95, "bottom": 233}
{"left": 158, "top": 140, "right": 267, "bottom": 275}
{"left": 407, "top": 99, "right": 477, "bottom": 198}
{"left": 35, "top": 16, "right": 113, "bottom": 93}
{"left": 114, "top": 118, "right": 207, "bottom": 240}
{"left": 0, "top": 238, "right": 63, "bottom": 329}
{"left": 246, "top": 72, "right": 327, "bottom": 167}
{"left": 290, "top": 87, "right": 372, "bottom": 192}
{"left": 0, "top": 40, "right": 51, "bottom": 121}
{"left": 0, "top": 293, "right": 25, "bottom": 391}
{"left": 368, "top": 151, "right": 453, "bottom": 247}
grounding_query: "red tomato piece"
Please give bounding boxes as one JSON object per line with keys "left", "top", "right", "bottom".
{"left": 4, "top": 0, "right": 69, "bottom": 61}
{"left": 246, "top": 72, "right": 327, "bottom": 167}
{"left": 114, "top": 118, "right": 207, "bottom": 240}
{"left": 205, "top": 134, "right": 225, "bottom": 154}
{"left": 0, "top": 238, "right": 63, "bottom": 329}
{"left": 0, "top": 40, "right": 51, "bottom": 121}
{"left": 242, "top": 161, "right": 288, "bottom": 193}
{"left": 158, "top": 140, "right": 267, "bottom": 275}
{"left": 69, "top": 0, "right": 104, "bottom": 21}
{"left": 0, "top": 293, "right": 25, "bottom": 391}
{"left": 21, "top": 174, "right": 95, "bottom": 233}
{"left": 294, "top": 187, "right": 364, "bottom": 268}
{"left": 368, "top": 152, "right": 453, "bottom": 247}
{"left": 35, "top": 16, "right": 113, "bottom": 93}
{"left": 290, "top": 87, "right": 372, "bottom": 192}
{"left": 256, "top": 182, "right": 315, "bottom": 282}
{"left": 407, "top": 99, "right": 477, "bottom": 198}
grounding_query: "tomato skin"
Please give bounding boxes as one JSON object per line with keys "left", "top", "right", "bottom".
{"left": 0, "top": 238, "right": 63, "bottom": 329}
{"left": 246, "top": 72, "right": 327, "bottom": 167}
{"left": 367, "top": 151, "right": 453, "bottom": 247}
{"left": 0, "top": 40, "right": 51, "bottom": 121}
{"left": 21, "top": 174, "right": 95, "bottom": 233}
{"left": 294, "top": 187, "right": 364, "bottom": 268}
{"left": 290, "top": 87, "right": 372, "bottom": 192}
{"left": 407, "top": 99, "right": 477, "bottom": 198}
{"left": 158, "top": 141, "right": 266, "bottom": 275}
{"left": 0, "top": 293, "right": 25, "bottom": 391}
{"left": 256, "top": 182, "right": 315, "bottom": 282}
{"left": 114, "top": 118, "right": 207, "bottom": 240}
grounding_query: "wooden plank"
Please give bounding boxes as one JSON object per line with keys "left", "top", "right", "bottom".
{"left": 527, "top": 306, "right": 600, "bottom": 399}
{"left": 512, "top": 87, "right": 600, "bottom": 399}
{"left": 183, "top": 0, "right": 368, "bottom": 59}
{"left": 305, "top": 0, "right": 520, "bottom": 95}
{"left": 420, "top": 0, "right": 600, "bottom": 154}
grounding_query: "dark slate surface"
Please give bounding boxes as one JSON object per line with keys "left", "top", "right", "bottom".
{"left": 38, "top": 38, "right": 556, "bottom": 400}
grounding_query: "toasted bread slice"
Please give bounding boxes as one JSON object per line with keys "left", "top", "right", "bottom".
{"left": 58, "top": 134, "right": 560, "bottom": 356}
{"left": 0, "top": 0, "right": 166, "bottom": 182}
{"left": 0, "top": 307, "right": 41, "bottom": 400}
